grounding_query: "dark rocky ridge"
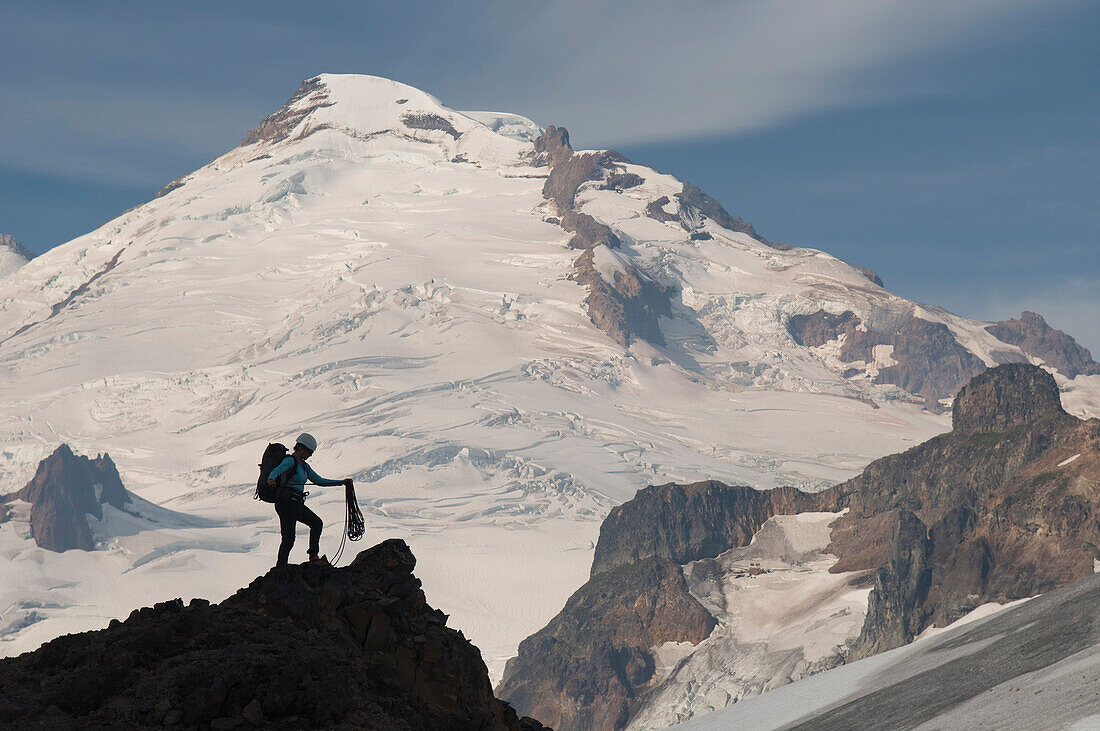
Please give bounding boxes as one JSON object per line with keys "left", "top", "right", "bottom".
{"left": 643, "top": 196, "right": 679, "bottom": 224}
{"left": 831, "top": 364, "right": 1100, "bottom": 655}
{"left": 986, "top": 310, "right": 1100, "bottom": 379}
{"left": 590, "top": 482, "right": 842, "bottom": 576}
{"left": 532, "top": 126, "right": 674, "bottom": 348}
{"left": 569, "top": 248, "right": 671, "bottom": 347}
{"left": 0, "top": 444, "right": 130, "bottom": 552}
{"left": 502, "top": 365, "right": 1100, "bottom": 728}
{"left": 497, "top": 557, "right": 714, "bottom": 731}
{"left": 952, "top": 361, "right": 1066, "bottom": 435}
{"left": 0, "top": 539, "right": 547, "bottom": 731}
{"left": 787, "top": 310, "right": 990, "bottom": 410}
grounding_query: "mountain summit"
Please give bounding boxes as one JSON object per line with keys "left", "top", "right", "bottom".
{"left": 0, "top": 539, "right": 549, "bottom": 729}
{"left": 0, "top": 74, "right": 1098, "bottom": 680}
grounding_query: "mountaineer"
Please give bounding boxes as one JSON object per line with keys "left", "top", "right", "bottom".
{"left": 267, "top": 433, "right": 353, "bottom": 566}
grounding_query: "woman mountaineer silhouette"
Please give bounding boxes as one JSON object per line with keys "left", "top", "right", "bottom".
{"left": 268, "top": 433, "right": 353, "bottom": 566}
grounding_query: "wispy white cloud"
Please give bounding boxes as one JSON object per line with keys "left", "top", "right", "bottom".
{"left": 482, "top": 0, "right": 1085, "bottom": 146}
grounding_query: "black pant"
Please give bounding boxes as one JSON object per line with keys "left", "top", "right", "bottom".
{"left": 275, "top": 491, "right": 323, "bottom": 565}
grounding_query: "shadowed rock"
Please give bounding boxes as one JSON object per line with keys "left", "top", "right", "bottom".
{"left": 832, "top": 364, "right": 1097, "bottom": 653}
{"left": 402, "top": 112, "right": 461, "bottom": 140}
{"left": 601, "top": 171, "right": 644, "bottom": 191}
{"left": 0, "top": 539, "right": 548, "bottom": 730}
{"left": 788, "top": 310, "right": 863, "bottom": 349}
{"left": 874, "top": 317, "right": 986, "bottom": 410}
{"left": 591, "top": 482, "right": 842, "bottom": 577}
{"left": 644, "top": 196, "right": 679, "bottom": 224}
{"left": 2, "top": 444, "right": 130, "bottom": 552}
{"left": 569, "top": 248, "right": 671, "bottom": 347}
{"left": 986, "top": 311, "right": 1100, "bottom": 379}
{"left": 497, "top": 557, "right": 714, "bottom": 731}
{"left": 787, "top": 311, "right": 988, "bottom": 410}
{"left": 952, "top": 362, "right": 1066, "bottom": 435}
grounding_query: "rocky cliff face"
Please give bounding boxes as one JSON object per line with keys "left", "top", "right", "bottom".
{"left": 831, "top": 363, "right": 1099, "bottom": 654}
{"left": 533, "top": 126, "right": 675, "bottom": 348}
{"left": 952, "top": 361, "right": 1066, "bottom": 435}
{"left": 787, "top": 309, "right": 992, "bottom": 410}
{"left": 986, "top": 311, "right": 1100, "bottom": 379}
{"left": 497, "top": 556, "right": 715, "bottom": 731}
{"left": 499, "top": 482, "right": 842, "bottom": 731}
{"left": 1, "top": 444, "right": 130, "bottom": 552}
{"left": 590, "top": 482, "right": 842, "bottom": 576}
{"left": 502, "top": 364, "right": 1100, "bottom": 728}
{"left": 0, "top": 539, "right": 547, "bottom": 731}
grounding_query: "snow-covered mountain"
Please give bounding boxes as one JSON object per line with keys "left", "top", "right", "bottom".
{"left": 0, "top": 234, "right": 33, "bottom": 278}
{"left": 1, "top": 73, "right": 1097, "bottom": 682}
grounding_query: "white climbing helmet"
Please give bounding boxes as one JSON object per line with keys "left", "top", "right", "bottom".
{"left": 296, "top": 432, "right": 318, "bottom": 453}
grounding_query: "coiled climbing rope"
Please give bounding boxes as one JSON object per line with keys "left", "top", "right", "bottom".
{"left": 331, "top": 480, "right": 365, "bottom": 567}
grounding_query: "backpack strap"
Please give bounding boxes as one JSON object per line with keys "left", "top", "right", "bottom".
{"left": 277, "top": 455, "right": 308, "bottom": 499}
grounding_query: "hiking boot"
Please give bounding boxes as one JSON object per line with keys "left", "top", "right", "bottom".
{"left": 307, "top": 554, "right": 331, "bottom": 566}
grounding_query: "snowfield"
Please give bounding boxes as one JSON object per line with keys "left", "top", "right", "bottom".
{"left": 0, "top": 74, "right": 1095, "bottom": 686}
{"left": 673, "top": 570, "right": 1100, "bottom": 730}
{"left": 629, "top": 511, "right": 871, "bottom": 730}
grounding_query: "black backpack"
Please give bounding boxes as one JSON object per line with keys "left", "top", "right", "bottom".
{"left": 255, "top": 443, "right": 292, "bottom": 502}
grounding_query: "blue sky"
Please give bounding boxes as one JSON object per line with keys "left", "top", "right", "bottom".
{"left": 2, "top": 1, "right": 1097, "bottom": 351}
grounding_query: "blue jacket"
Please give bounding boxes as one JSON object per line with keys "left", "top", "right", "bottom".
{"left": 269, "top": 456, "right": 342, "bottom": 496}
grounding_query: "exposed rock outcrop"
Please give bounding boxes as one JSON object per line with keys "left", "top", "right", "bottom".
{"left": 601, "top": 171, "right": 644, "bottom": 191}
{"left": 986, "top": 311, "right": 1100, "bottom": 379}
{"left": 542, "top": 150, "right": 625, "bottom": 212}
{"left": 241, "top": 76, "right": 334, "bottom": 147}
{"left": 1, "top": 444, "right": 130, "bottom": 552}
{"left": 561, "top": 211, "right": 619, "bottom": 251}
{"left": 532, "top": 126, "right": 672, "bottom": 348}
{"left": 676, "top": 183, "right": 758, "bottom": 239}
{"left": 0, "top": 539, "right": 547, "bottom": 731}
{"left": 786, "top": 310, "right": 987, "bottom": 410}
{"left": 875, "top": 317, "right": 986, "bottom": 409}
{"left": 787, "top": 310, "right": 863, "bottom": 349}
{"left": 402, "top": 112, "right": 462, "bottom": 140}
{"left": 952, "top": 361, "right": 1066, "bottom": 435}
{"left": 569, "top": 248, "right": 671, "bottom": 347}
{"left": 590, "top": 482, "right": 842, "bottom": 576}
{"left": 643, "top": 196, "right": 679, "bottom": 224}
{"left": 832, "top": 364, "right": 1098, "bottom": 653}
{"left": 533, "top": 125, "right": 573, "bottom": 168}
{"left": 497, "top": 557, "right": 714, "bottom": 731}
